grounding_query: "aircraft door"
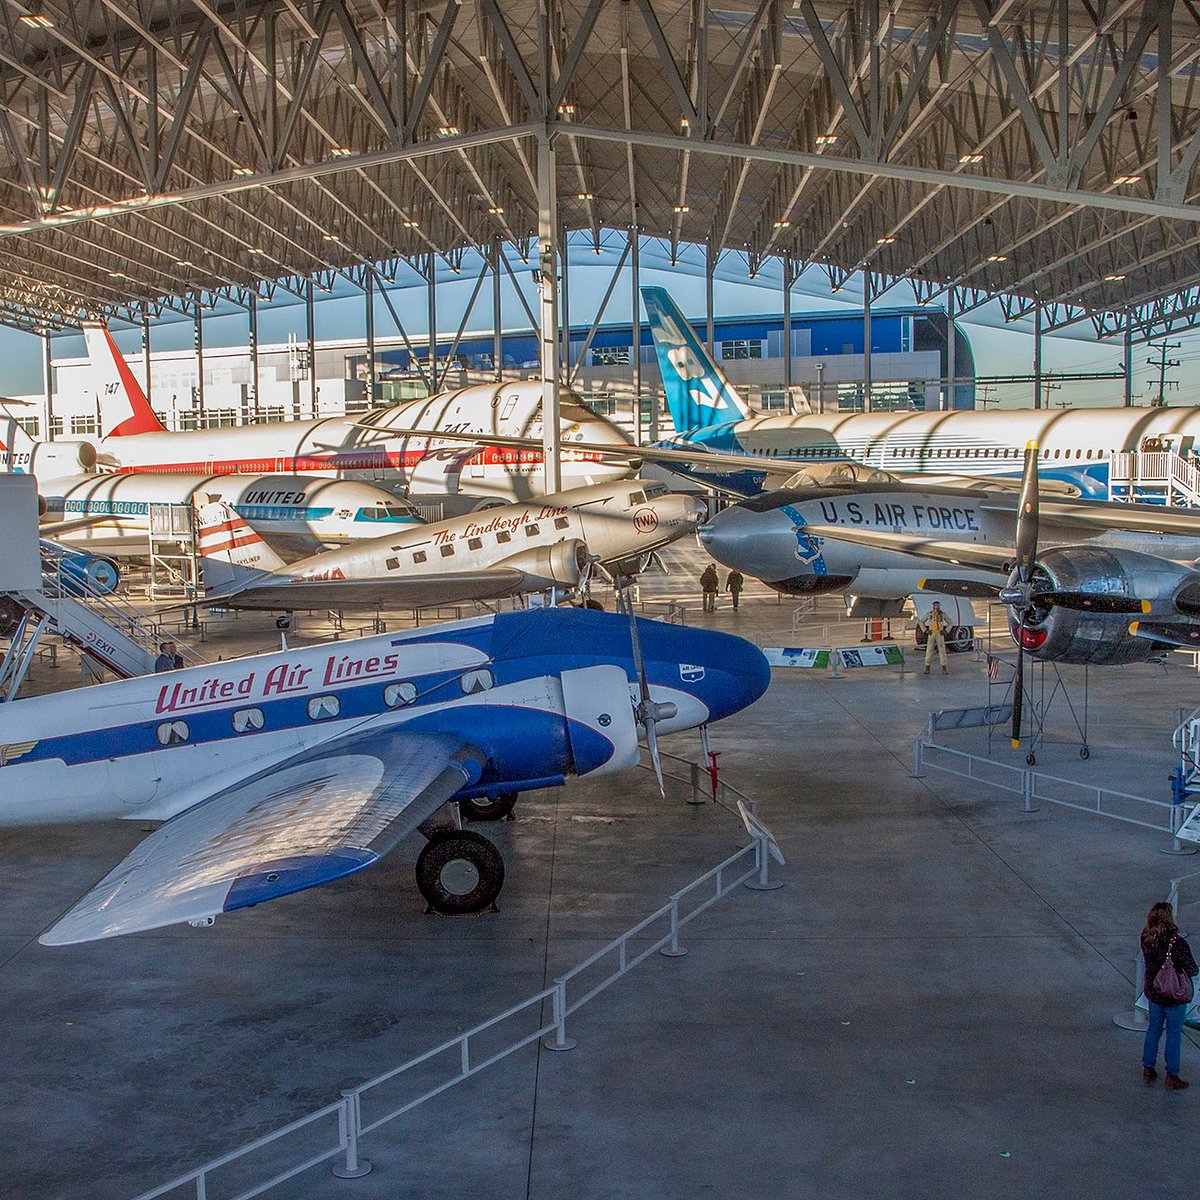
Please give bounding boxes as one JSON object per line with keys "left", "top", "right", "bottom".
{"left": 560, "top": 664, "right": 640, "bottom": 778}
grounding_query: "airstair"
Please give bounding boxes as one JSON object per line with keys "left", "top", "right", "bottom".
{"left": 1170, "top": 706, "right": 1200, "bottom": 844}
{"left": 1108, "top": 451, "right": 1200, "bottom": 507}
{"left": 0, "top": 544, "right": 203, "bottom": 699}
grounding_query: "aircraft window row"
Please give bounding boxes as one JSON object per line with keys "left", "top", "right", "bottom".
{"left": 526, "top": 523, "right": 540, "bottom": 536}
{"left": 414, "top": 550, "right": 427, "bottom": 563}
{"left": 232, "top": 707, "right": 265, "bottom": 733}
{"left": 440, "top": 544, "right": 455, "bottom": 557}
{"left": 497, "top": 530, "right": 512, "bottom": 544}
{"left": 307, "top": 695, "right": 341, "bottom": 720}
{"left": 554, "top": 516, "right": 570, "bottom": 529}
{"left": 468, "top": 536, "right": 483, "bottom": 550}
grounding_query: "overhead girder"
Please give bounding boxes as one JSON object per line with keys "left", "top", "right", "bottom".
{"left": 1, "top": 1, "right": 1200, "bottom": 344}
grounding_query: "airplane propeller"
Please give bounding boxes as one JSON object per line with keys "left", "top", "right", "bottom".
{"left": 615, "top": 573, "right": 676, "bottom": 799}
{"left": 1001, "top": 442, "right": 1147, "bottom": 750}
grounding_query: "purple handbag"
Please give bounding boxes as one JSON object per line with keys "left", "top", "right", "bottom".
{"left": 1153, "top": 937, "right": 1196, "bottom": 1005}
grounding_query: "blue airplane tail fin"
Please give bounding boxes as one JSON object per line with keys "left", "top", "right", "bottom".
{"left": 640, "top": 286, "right": 751, "bottom": 434}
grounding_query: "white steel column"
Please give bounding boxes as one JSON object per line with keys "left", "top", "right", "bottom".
{"left": 1033, "top": 302, "right": 1043, "bottom": 409}
{"left": 538, "top": 129, "right": 562, "bottom": 492}
{"left": 248, "top": 293, "right": 260, "bottom": 420}
{"left": 306, "top": 280, "right": 317, "bottom": 418}
{"left": 783, "top": 253, "right": 793, "bottom": 412}
{"left": 946, "top": 290, "right": 956, "bottom": 411}
{"left": 631, "top": 226, "right": 642, "bottom": 443}
{"left": 862, "top": 273, "right": 872, "bottom": 413}
{"left": 193, "top": 293, "right": 205, "bottom": 424}
{"left": 492, "top": 236, "right": 503, "bottom": 383}
{"left": 142, "top": 314, "right": 152, "bottom": 415}
{"left": 42, "top": 331, "right": 53, "bottom": 440}
{"left": 1124, "top": 312, "right": 1133, "bottom": 407}
{"left": 364, "top": 275, "right": 375, "bottom": 407}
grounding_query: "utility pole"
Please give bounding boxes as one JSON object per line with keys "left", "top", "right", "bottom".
{"left": 1147, "top": 340, "right": 1180, "bottom": 407}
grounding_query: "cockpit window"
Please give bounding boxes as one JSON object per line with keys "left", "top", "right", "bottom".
{"left": 644, "top": 483, "right": 668, "bottom": 498}
{"left": 357, "top": 504, "right": 417, "bottom": 521}
{"left": 628, "top": 490, "right": 646, "bottom": 505}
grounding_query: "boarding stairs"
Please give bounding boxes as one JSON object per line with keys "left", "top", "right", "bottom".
{"left": 0, "top": 545, "right": 203, "bottom": 699}
{"left": 1108, "top": 451, "right": 1200, "bottom": 507}
{"left": 1170, "top": 705, "right": 1200, "bottom": 843}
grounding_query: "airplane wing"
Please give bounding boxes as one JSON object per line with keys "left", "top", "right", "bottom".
{"left": 799, "top": 524, "right": 1016, "bottom": 573}
{"left": 985, "top": 497, "right": 1200, "bottom": 538}
{"left": 41, "top": 729, "right": 485, "bottom": 945}
{"left": 212, "top": 568, "right": 531, "bottom": 610}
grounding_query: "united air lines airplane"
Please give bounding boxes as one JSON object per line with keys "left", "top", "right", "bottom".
{"left": 641, "top": 286, "right": 1200, "bottom": 499}
{"left": 40, "top": 471, "right": 422, "bottom": 558}
{"left": 198, "top": 479, "right": 705, "bottom": 610}
{"left": 74, "top": 325, "right": 635, "bottom": 505}
{"left": 0, "top": 607, "right": 770, "bottom": 944}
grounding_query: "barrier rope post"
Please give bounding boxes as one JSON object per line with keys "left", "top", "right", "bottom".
{"left": 1113, "top": 952, "right": 1150, "bottom": 1031}
{"left": 543, "top": 980, "right": 577, "bottom": 1052}
{"left": 1021, "top": 769, "right": 1040, "bottom": 814}
{"left": 689, "top": 759, "right": 706, "bottom": 805}
{"left": 660, "top": 895, "right": 688, "bottom": 958}
{"left": 743, "top": 831, "right": 784, "bottom": 892}
{"left": 331, "top": 1090, "right": 372, "bottom": 1179}
{"left": 912, "top": 735, "right": 925, "bottom": 779}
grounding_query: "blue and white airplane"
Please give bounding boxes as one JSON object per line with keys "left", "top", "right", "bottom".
{"left": 640, "top": 286, "right": 1200, "bottom": 500}
{"left": 0, "top": 607, "right": 769, "bottom": 945}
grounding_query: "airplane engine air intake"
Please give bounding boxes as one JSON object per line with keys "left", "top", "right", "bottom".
{"left": 1008, "top": 546, "right": 1189, "bottom": 665}
{"left": 500, "top": 539, "right": 588, "bottom": 590}
{"left": 33, "top": 440, "right": 98, "bottom": 474}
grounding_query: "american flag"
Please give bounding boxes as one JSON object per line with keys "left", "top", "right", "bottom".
{"left": 986, "top": 654, "right": 1001, "bottom": 682}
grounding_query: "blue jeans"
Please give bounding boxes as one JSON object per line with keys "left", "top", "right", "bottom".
{"left": 1143, "top": 1001, "right": 1187, "bottom": 1075}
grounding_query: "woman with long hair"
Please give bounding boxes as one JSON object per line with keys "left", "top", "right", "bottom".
{"left": 1141, "top": 901, "right": 1198, "bottom": 1089}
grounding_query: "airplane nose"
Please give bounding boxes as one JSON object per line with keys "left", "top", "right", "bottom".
{"left": 696, "top": 504, "right": 797, "bottom": 581}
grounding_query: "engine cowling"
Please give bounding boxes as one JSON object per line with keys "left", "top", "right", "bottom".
{"left": 497, "top": 538, "right": 587, "bottom": 590}
{"left": 1008, "top": 546, "right": 1189, "bottom": 665}
{"left": 28, "top": 440, "right": 98, "bottom": 477}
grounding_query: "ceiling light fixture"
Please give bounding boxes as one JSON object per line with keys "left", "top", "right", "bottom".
{"left": 1114, "top": 174, "right": 1140, "bottom": 185}
{"left": 959, "top": 152, "right": 983, "bottom": 164}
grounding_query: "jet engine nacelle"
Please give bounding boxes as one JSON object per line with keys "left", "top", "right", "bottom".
{"left": 499, "top": 539, "right": 587, "bottom": 590}
{"left": 28, "top": 440, "right": 98, "bottom": 479}
{"left": 1009, "top": 546, "right": 1188, "bottom": 665}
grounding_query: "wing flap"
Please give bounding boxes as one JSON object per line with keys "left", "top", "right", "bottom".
{"left": 41, "top": 729, "right": 483, "bottom": 945}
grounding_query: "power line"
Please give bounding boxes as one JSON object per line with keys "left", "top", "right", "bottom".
{"left": 1147, "top": 339, "right": 1181, "bottom": 407}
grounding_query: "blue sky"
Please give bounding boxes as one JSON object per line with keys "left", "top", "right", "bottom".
{"left": 0, "top": 232, "right": 1182, "bottom": 409}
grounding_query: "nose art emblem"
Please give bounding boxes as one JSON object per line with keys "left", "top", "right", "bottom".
{"left": 680, "top": 664, "right": 705, "bottom": 683}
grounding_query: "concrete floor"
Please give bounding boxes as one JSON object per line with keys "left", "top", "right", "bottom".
{"left": 3, "top": 543, "right": 1198, "bottom": 1199}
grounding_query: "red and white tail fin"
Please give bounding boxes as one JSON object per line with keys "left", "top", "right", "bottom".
{"left": 196, "top": 500, "right": 286, "bottom": 597}
{"left": 82, "top": 324, "right": 166, "bottom": 437}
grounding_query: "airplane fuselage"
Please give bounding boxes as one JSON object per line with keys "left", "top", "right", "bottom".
{"left": 97, "top": 381, "right": 634, "bottom": 502}
{"left": 0, "top": 609, "right": 768, "bottom": 828}
{"left": 672, "top": 406, "right": 1200, "bottom": 497}
{"left": 41, "top": 472, "right": 422, "bottom": 556}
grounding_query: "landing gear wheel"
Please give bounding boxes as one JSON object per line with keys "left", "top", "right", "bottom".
{"left": 1080, "top": 746, "right": 1090, "bottom": 760}
{"left": 416, "top": 830, "right": 504, "bottom": 914}
{"left": 1026, "top": 752, "right": 1036, "bottom": 766}
{"left": 459, "top": 792, "right": 517, "bottom": 822}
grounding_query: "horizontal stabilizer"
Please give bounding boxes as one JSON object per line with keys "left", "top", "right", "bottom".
{"left": 1128, "top": 620, "right": 1200, "bottom": 649}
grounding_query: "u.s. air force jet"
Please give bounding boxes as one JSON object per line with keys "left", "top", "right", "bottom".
{"left": 1, "top": 607, "right": 769, "bottom": 945}
{"left": 198, "top": 479, "right": 704, "bottom": 611}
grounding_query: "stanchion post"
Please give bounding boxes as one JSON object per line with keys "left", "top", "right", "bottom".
{"left": 1113, "top": 952, "right": 1150, "bottom": 1031}
{"left": 744, "top": 833, "right": 784, "bottom": 891}
{"left": 1021, "top": 770, "right": 1040, "bottom": 814}
{"left": 660, "top": 896, "right": 688, "bottom": 958}
{"left": 897, "top": 648, "right": 909, "bottom": 678}
{"left": 689, "top": 760, "right": 704, "bottom": 805}
{"left": 912, "top": 736, "right": 925, "bottom": 779}
{"left": 543, "top": 981, "right": 577, "bottom": 1051}
{"left": 331, "top": 1091, "right": 372, "bottom": 1179}
{"left": 829, "top": 650, "right": 843, "bottom": 680}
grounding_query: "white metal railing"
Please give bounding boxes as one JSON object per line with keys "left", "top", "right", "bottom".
{"left": 1109, "top": 450, "right": 1200, "bottom": 507}
{"left": 128, "top": 774, "right": 779, "bottom": 1200}
{"left": 913, "top": 732, "right": 1190, "bottom": 839}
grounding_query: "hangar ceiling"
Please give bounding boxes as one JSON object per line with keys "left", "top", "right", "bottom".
{"left": 1, "top": 0, "right": 1199, "bottom": 342}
